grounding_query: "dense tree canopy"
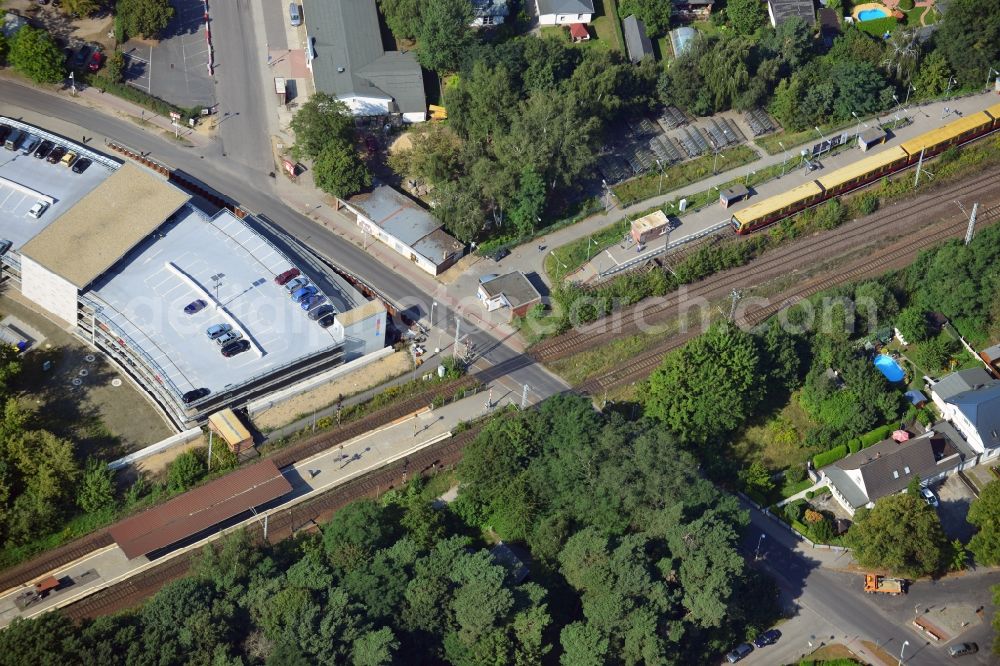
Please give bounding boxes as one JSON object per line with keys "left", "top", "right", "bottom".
{"left": 313, "top": 138, "right": 373, "bottom": 198}
{"left": 936, "top": 0, "right": 1000, "bottom": 87}
{"left": 416, "top": 0, "right": 475, "bottom": 73}
{"left": 8, "top": 26, "right": 65, "bottom": 84}
{"left": 289, "top": 93, "right": 370, "bottom": 199}
{"left": 116, "top": 0, "right": 175, "bottom": 40}
{"left": 619, "top": 0, "right": 672, "bottom": 36}
{"left": 847, "top": 493, "right": 949, "bottom": 577}
{"left": 969, "top": 481, "right": 1000, "bottom": 566}
{"left": 726, "top": 0, "right": 768, "bottom": 36}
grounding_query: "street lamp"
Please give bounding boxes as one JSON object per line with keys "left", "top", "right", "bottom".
{"left": 898, "top": 639, "right": 909, "bottom": 666}
{"left": 755, "top": 533, "right": 765, "bottom": 560}
{"left": 946, "top": 76, "right": 957, "bottom": 97}
{"left": 852, "top": 111, "right": 861, "bottom": 141}
{"left": 656, "top": 158, "right": 665, "bottom": 196}
{"left": 904, "top": 83, "right": 915, "bottom": 108}
{"left": 744, "top": 168, "right": 756, "bottom": 186}
{"left": 709, "top": 137, "right": 720, "bottom": 175}
{"left": 779, "top": 141, "right": 789, "bottom": 177}
{"left": 430, "top": 301, "right": 437, "bottom": 331}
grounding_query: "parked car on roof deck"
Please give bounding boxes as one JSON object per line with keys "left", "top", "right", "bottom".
{"left": 28, "top": 201, "right": 49, "bottom": 219}
{"left": 46, "top": 146, "right": 67, "bottom": 164}
{"left": 284, "top": 276, "right": 308, "bottom": 292}
{"left": 206, "top": 323, "right": 232, "bottom": 340}
{"left": 292, "top": 285, "right": 317, "bottom": 303}
{"left": 182, "top": 388, "right": 210, "bottom": 404}
{"left": 301, "top": 294, "right": 326, "bottom": 310}
{"left": 317, "top": 313, "right": 336, "bottom": 328}
{"left": 274, "top": 267, "right": 300, "bottom": 285}
{"left": 215, "top": 330, "right": 242, "bottom": 346}
{"left": 221, "top": 339, "right": 250, "bottom": 357}
{"left": 72, "top": 157, "right": 92, "bottom": 174}
{"left": 34, "top": 140, "right": 54, "bottom": 159}
{"left": 308, "top": 304, "right": 334, "bottom": 321}
{"left": 184, "top": 299, "right": 207, "bottom": 315}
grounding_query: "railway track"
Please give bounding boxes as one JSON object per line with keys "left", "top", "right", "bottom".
{"left": 532, "top": 170, "right": 1000, "bottom": 364}
{"left": 0, "top": 531, "right": 115, "bottom": 596}
{"left": 578, "top": 204, "right": 1000, "bottom": 394}
{"left": 61, "top": 424, "right": 486, "bottom": 621}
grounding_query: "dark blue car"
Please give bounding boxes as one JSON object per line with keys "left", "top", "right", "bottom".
{"left": 184, "top": 299, "right": 208, "bottom": 315}
{"left": 301, "top": 294, "right": 326, "bottom": 311}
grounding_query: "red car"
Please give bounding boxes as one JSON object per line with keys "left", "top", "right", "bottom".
{"left": 88, "top": 50, "right": 104, "bottom": 72}
{"left": 274, "top": 267, "right": 300, "bottom": 286}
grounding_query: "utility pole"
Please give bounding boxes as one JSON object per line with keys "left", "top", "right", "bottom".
{"left": 728, "top": 289, "right": 742, "bottom": 322}
{"left": 960, "top": 202, "right": 979, "bottom": 245}
{"left": 779, "top": 141, "right": 789, "bottom": 177}
{"left": 656, "top": 159, "right": 665, "bottom": 196}
{"left": 207, "top": 431, "right": 213, "bottom": 471}
{"left": 454, "top": 318, "right": 460, "bottom": 355}
{"left": 913, "top": 147, "right": 925, "bottom": 187}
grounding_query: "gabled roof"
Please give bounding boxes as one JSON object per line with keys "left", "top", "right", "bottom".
{"left": 948, "top": 383, "right": 1000, "bottom": 449}
{"left": 622, "top": 15, "right": 654, "bottom": 64}
{"left": 304, "top": 0, "right": 425, "bottom": 114}
{"left": 931, "top": 368, "right": 995, "bottom": 402}
{"left": 536, "top": 0, "right": 595, "bottom": 15}
{"left": 833, "top": 431, "right": 959, "bottom": 503}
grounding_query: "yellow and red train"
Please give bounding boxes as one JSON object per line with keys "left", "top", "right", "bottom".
{"left": 731, "top": 101, "right": 1000, "bottom": 234}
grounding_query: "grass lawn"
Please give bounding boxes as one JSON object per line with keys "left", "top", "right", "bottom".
{"left": 544, "top": 217, "right": 630, "bottom": 281}
{"left": 612, "top": 144, "right": 758, "bottom": 206}
{"left": 541, "top": 0, "right": 622, "bottom": 52}
{"left": 757, "top": 117, "right": 864, "bottom": 156}
{"left": 730, "top": 395, "right": 821, "bottom": 471}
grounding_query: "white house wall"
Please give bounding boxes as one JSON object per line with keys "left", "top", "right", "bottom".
{"left": 20, "top": 255, "right": 79, "bottom": 325}
{"left": 537, "top": 12, "right": 593, "bottom": 25}
{"left": 339, "top": 95, "right": 393, "bottom": 117}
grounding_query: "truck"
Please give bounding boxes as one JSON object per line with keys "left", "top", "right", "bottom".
{"left": 864, "top": 573, "right": 906, "bottom": 595}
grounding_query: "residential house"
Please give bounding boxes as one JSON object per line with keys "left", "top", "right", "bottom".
{"left": 535, "top": 0, "right": 594, "bottom": 25}
{"left": 303, "top": 0, "right": 426, "bottom": 122}
{"left": 623, "top": 15, "right": 655, "bottom": 64}
{"left": 821, "top": 429, "right": 964, "bottom": 515}
{"left": 472, "top": 0, "right": 509, "bottom": 26}
{"left": 929, "top": 368, "right": 1000, "bottom": 459}
{"left": 671, "top": 0, "right": 714, "bottom": 20}
{"left": 477, "top": 272, "right": 542, "bottom": 321}
{"left": 337, "top": 184, "right": 464, "bottom": 276}
{"left": 979, "top": 342, "right": 1000, "bottom": 377}
{"left": 767, "top": 0, "right": 816, "bottom": 27}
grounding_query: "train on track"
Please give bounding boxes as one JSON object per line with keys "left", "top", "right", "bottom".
{"left": 732, "top": 101, "right": 1000, "bottom": 234}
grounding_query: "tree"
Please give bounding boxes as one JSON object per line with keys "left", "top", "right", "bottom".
{"left": 912, "top": 50, "right": 953, "bottom": 98}
{"left": 8, "top": 26, "right": 65, "bottom": 84}
{"left": 312, "top": 137, "right": 371, "bottom": 198}
{"left": 77, "top": 458, "right": 116, "bottom": 514}
{"left": 910, "top": 334, "right": 958, "bottom": 373}
{"left": 968, "top": 481, "right": 1000, "bottom": 566}
{"left": 739, "top": 460, "right": 774, "bottom": 497}
{"left": 619, "top": 0, "right": 672, "bottom": 36}
{"left": 882, "top": 29, "right": 920, "bottom": 84}
{"left": 847, "top": 492, "right": 948, "bottom": 577}
{"left": 508, "top": 168, "right": 546, "bottom": 237}
{"left": 289, "top": 93, "right": 354, "bottom": 160}
{"left": 322, "top": 499, "right": 402, "bottom": 570}
{"left": 0, "top": 34, "right": 8, "bottom": 66}
{"left": 379, "top": 0, "right": 423, "bottom": 40}
{"left": 937, "top": 0, "right": 1000, "bottom": 87}
{"left": 116, "top": 0, "right": 175, "bottom": 40}
{"left": 166, "top": 450, "right": 206, "bottom": 493}
{"left": 61, "top": 0, "right": 101, "bottom": 17}
{"left": 895, "top": 307, "right": 929, "bottom": 342}
{"left": 727, "top": 0, "right": 768, "bottom": 36}
{"left": 644, "top": 323, "right": 763, "bottom": 444}
{"left": 416, "top": 0, "right": 475, "bottom": 73}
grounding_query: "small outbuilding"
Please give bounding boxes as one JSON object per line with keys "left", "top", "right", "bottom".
{"left": 858, "top": 127, "right": 887, "bottom": 152}
{"left": 622, "top": 15, "right": 654, "bottom": 64}
{"left": 208, "top": 408, "right": 253, "bottom": 454}
{"left": 477, "top": 271, "right": 543, "bottom": 320}
{"left": 669, "top": 26, "right": 697, "bottom": 56}
{"left": 568, "top": 22, "right": 590, "bottom": 41}
{"left": 719, "top": 184, "right": 749, "bottom": 208}
{"left": 629, "top": 210, "right": 670, "bottom": 244}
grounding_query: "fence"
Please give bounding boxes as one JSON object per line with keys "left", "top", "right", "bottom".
{"left": 739, "top": 492, "right": 851, "bottom": 553}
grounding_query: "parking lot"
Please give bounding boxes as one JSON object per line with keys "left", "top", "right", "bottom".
{"left": 123, "top": 0, "right": 215, "bottom": 109}
{"left": 933, "top": 472, "right": 978, "bottom": 542}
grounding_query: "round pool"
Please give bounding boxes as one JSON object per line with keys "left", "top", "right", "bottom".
{"left": 874, "top": 354, "right": 905, "bottom": 382}
{"left": 858, "top": 7, "right": 889, "bottom": 20}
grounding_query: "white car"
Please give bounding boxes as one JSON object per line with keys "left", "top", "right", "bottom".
{"left": 27, "top": 201, "right": 49, "bottom": 219}
{"left": 920, "top": 486, "right": 939, "bottom": 507}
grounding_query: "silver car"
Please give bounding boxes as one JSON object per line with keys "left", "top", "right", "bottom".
{"left": 206, "top": 323, "right": 232, "bottom": 340}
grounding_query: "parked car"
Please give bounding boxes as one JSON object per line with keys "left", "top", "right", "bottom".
{"left": 60, "top": 151, "right": 78, "bottom": 168}
{"left": 0, "top": 240, "right": 12, "bottom": 256}
{"left": 215, "top": 330, "right": 242, "bottom": 346}
{"left": 71, "top": 157, "right": 92, "bottom": 174}
{"left": 27, "top": 201, "right": 49, "bottom": 219}
{"left": 947, "top": 643, "right": 978, "bottom": 657}
{"left": 725, "top": 643, "right": 753, "bottom": 663}
{"left": 34, "top": 139, "right": 54, "bottom": 159}
{"left": 88, "top": 50, "right": 104, "bottom": 72}
{"left": 921, "top": 487, "right": 939, "bottom": 507}
{"left": 308, "top": 304, "right": 335, "bottom": 321}
{"left": 291, "top": 285, "right": 317, "bottom": 303}
{"left": 0, "top": 125, "right": 10, "bottom": 144}
{"left": 20, "top": 135, "right": 40, "bottom": 156}
{"left": 273, "top": 267, "right": 300, "bottom": 285}
{"left": 206, "top": 323, "right": 232, "bottom": 340}
{"left": 184, "top": 299, "right": 207, "bottom": 315}
{"left": 4, "top": 128, "right": 23, "bottom": 151}
{"left": 301, "top": 294, "right": 326, "bottom": 311}
{"left": 182, "top": 388, "right": 210, "bottom": 404}
{"left": 492, "top": 247, "right": 510, "bottom": 262}
{"left": 46, "top": 146, "right": 67, "bottom": 164}
{"left": 753, "top": 629, "right": 781, "bottom": 648}
{"left": 284, "top": 276, "right": 308, "bottom": 292}
{"left": 72, "top": 44, "right": 91, "bottom": 69}
{"left": 317, "top": 313, "right": 336, "bottom": 328}
{"left": 221, "top": 339, "right": 251, "bottom": 357}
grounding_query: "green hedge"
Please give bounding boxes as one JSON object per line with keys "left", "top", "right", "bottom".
{"left": 813, "top": 444, "right": 848, "bottom": 469}
{"left": 860, "top": 424, "right": 894, "bottom": 448}
{"left": 847, "top": 438, "right": 862, "bottom": 454}
{"left": 857, "top": 16, "right": 897, "bottom": 36}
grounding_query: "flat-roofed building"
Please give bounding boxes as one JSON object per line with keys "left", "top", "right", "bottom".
{"left": 630, "top": 210, "right": 670, "bottom": 244}
{"left": 477, "top": 271, "right": 542, "bottom": 320}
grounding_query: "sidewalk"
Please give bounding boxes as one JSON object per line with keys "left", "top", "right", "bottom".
{"left": 478, "top": 91, "right": 1000, "bottom": 290}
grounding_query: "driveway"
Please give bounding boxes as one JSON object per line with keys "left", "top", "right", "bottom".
{"left": 934, "top": 473, "right": 978, "bottom": 543}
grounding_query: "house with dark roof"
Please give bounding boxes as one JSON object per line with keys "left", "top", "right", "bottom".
{"left": 622, "top": 15, "right": 655, "bottom": 64}
{"left": 930, "top": 369, "right": 1000, "bottom": 458}
{"left": 535, "top": 0, "right": 594, "bottom": 25}
{"left": 477, "top": 272, "right": 543, "bottom": 320}
{"left": 672, "top": 0, "right": 714, "bottom": 20}
{"left": 337, "top": 184, "right": 464, "bottom": 276}
{"left": 821, "top": 429, "right": 964, "bottom": 515}
{"left": 303, "top": 0, "right": 426, "bottom": 122}
{"left": 767, "top": 0, "right": 816, "bottom": 27}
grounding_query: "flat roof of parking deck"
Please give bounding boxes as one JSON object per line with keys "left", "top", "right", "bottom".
{"left": 89, "top": 206, "right": 356, "bottom": 397}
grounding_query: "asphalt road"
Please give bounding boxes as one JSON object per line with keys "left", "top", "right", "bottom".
{"left": 0, "top": 80, "right": 567, "bottom": 399}
{"left": 741, "top": 498, "right": 998, "bottom": 665}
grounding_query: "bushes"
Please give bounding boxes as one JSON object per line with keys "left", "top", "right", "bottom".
{"left": 813, "top": 444, "right": 848, "bottom": 469}
{"left": 847, "top": 438, "right": 862, "bottom": 454}
{"left": 860, "top": 424, "right": 893, "bottom": 447}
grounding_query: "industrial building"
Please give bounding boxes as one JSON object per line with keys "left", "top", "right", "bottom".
{"left": 0, "top": 117, "right": 386, "bottom": 429}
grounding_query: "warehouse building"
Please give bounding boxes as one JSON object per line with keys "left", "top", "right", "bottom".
{"left": 0, "top": 117, "right": 385, "bottom": 429}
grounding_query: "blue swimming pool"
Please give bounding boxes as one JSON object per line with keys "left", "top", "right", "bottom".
{"left": 874, "top": 354, "right": 905, "bottom": 382}
{"left": 858, "top": 7, "right": 889, "bottom": 21}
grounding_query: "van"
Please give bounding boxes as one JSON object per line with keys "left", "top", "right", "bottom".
{"left": 20, "top": 135, "right": 40, "bottom": 156}
{"left": 289, "top": 3, "right": 301, "bottom": 26}
{"left": 4, "top": 129, "right": 22, "bottom": 151}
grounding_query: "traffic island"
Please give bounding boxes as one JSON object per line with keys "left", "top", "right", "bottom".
{"left": 913, "top": 604, "right": 982, "bottom": 642}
